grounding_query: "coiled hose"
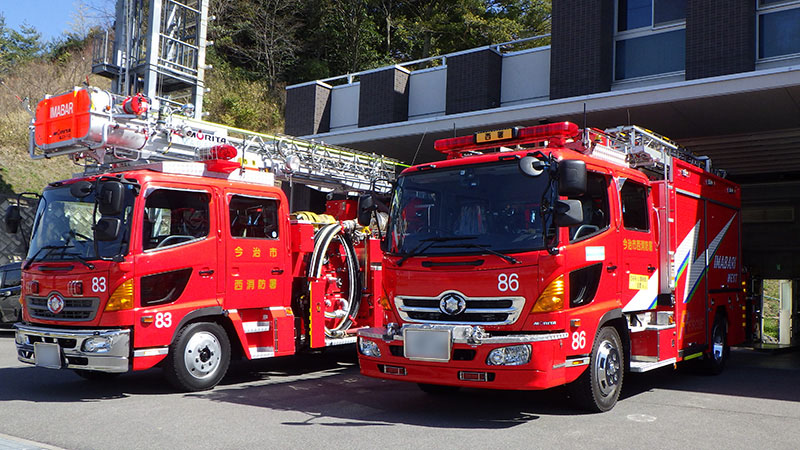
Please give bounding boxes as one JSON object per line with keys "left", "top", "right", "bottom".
{"left": 307, "top": 221, "right": 361, "bottom": 338}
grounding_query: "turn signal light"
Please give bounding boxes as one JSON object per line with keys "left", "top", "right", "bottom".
{"left": 532, "top": 275, "right": 564, "bottom": 313}
{"left": 105, "top": 279, "right": 135, "bottom": 311}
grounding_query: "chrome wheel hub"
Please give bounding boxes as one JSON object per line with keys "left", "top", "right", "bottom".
{"left": 595, "top": 340, "right": 621, "bottom": 397}
{"left": 183, "top": 331, "right": 222, "bottom": 380}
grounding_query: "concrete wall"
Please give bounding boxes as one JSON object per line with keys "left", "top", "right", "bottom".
{"left": 501, "top": 47, "right": 551, "bottom": 106}
{"left": 408, "top": 67, "right": 446, "bottom": 120}
{"left": 329, "top": 83, "right": 360, "bottom": 131}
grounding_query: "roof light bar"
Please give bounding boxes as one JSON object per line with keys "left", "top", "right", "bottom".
{"left": 433, "top": 122, "right": 581, "bottom": 157}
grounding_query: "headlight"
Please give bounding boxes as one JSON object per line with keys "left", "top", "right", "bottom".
{"left": 15, "top": 332, "right": 28, "bottom": 345}
{"left": 358, "top": 337, "right": 382, "bottom": 358}
{"left": 82, "top": 336, "right": 112, "bottom": 353}
{"left": 486, "top": 344, "right": 531, "bottom": 366}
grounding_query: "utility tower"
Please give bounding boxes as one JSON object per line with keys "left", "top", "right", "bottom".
{"left": 92, "top": 0, "right": 210, "bottom": 118}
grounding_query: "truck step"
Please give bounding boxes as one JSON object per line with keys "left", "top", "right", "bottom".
{"left": 630, "top": 358, "right": 676, "bottom": 373}
{"left": 325, "top": 336, "right": 357, "bottom": 346}
{"left": 248, "top": 346, "right": 276, "bottom": 359}
{"left": 242, "top": 321, "right": 271, "bottom": 333}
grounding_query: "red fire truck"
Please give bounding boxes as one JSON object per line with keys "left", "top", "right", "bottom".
{"left": 356, "top": 122, "right": 745, "bottom": 411}
{"left": 7, "top": 87, "right": 400, "bottom": 391}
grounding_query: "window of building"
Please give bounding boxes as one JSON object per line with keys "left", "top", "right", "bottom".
{"left": 229, "top": 195, "right": 279, "bottom": 239}
{"left": 615, "top": 0, "right": 686, "bottom": 81}
{"left": 758, "top": 1, "right": 800, "bottom": 60}
{"left": 143, "top": 189, "right": 210, "bottom": 250}
{"left": 620, "top": 181, "right": 650, "bottom": 232}
{"left": 569, "top": 173, "right": 611, "bottom": 242}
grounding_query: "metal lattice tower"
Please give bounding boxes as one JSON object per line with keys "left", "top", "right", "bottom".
{"left": 92, "top": 0, "right": 210, "bottom": 119}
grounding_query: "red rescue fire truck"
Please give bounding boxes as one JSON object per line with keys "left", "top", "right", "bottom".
{"left": 7, "top": 87, "right": 401, "bottom": 391}
{"left": 356, "top": 122, "right": 745, "bottom": 411}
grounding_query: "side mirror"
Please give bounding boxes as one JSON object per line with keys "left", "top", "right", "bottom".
{"left": 519, "top": 156, "right": 545, "bottom": 177}
{"left": 94, "top": 217, "right": 121, "bottom": 241}
{"left": 4, "top": 205, "right": 21, "bottom": 234}
{"left": 558, "top": 160, "right": 587, "bottom": 196}
{"left": 70, "top": 180, "right": 94, "bottom": 198}
{"left": 357, "top": 194, "right": 377, "bottom": 227}
{"left": 98, "top": 181, "right": 125, "bottom": 216}
{"left": 553, "top": 199, "right": 583, "bottom": 226}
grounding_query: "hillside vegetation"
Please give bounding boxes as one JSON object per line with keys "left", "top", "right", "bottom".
{"left": 0, "top": 1, "right": 551, "bottom": 194}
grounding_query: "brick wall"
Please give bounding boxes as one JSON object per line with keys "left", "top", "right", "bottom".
{"left": 445, "top": 49, "right": 502, "bottom": 115}
{"left": 550, "top": 0, "right": 615, "bottom": 99}
{"left": 358, "top": 67, "right": 410, "bottom": 127}
{"left": 686, "top": 0, "right": 755, "bottom": 80}
{"left": 284, "top": 82, "right": 332, "bottom": 136}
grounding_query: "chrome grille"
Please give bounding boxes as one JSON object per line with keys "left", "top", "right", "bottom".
{"left": 395, "top": 291, "right": 525, "bottom": 325}
{"left": 27, "top": 296, "right": 100, "bottom": 321}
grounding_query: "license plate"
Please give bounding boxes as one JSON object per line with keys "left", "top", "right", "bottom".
{"left": 404, "top": 328, "right": 451, "bottom": 362}
{"left": 34, "top": 342, "right": 63, "bottom": 369}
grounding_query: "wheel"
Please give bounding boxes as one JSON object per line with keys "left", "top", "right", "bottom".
{"left": 73, "top": 370, "right": 121, "bottom": 381}
{"left": 164, "top": 322, "right": 230, "bottom": 391}
{"left": 418, "top": 383, "right": 461, "bottom": 395}
{"left": 703, "top": 317, "right": 728, "bottom": 375}
{"left": 569, "top": 326, "right": 624, "bottom": 412}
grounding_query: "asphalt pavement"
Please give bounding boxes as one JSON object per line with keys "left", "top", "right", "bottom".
{"left": 0, "top": 329, "right": 798, "bottom": 450}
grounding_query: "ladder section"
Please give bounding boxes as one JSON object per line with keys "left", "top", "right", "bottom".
{"left": 603, "top": 125, "right": 711, "bottom": 175}
{"left": 29, "top": 87, "right": 402, "bottom": 193}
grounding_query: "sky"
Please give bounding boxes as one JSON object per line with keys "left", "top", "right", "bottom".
{"left": 1, "top": 0, "right": 113, "bottom": 43}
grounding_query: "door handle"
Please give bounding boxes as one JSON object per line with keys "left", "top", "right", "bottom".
{"left": 199, "top": 269, "right": 215, "bottom": 276}
{"left": 647, "top": 265, "right": 656, "bottom": 273}
{"left": 271, "top": 268, "right": 284, "bottom": 275}
{"left": 606, "top": 265, "right": 617, "bottom": 272}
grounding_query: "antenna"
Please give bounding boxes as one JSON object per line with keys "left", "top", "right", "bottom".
{"left": 582, "top": 103, "right": 589, "bottom": 148}
{"left": 411, "top": 129, "right": 428, "bottom": 166}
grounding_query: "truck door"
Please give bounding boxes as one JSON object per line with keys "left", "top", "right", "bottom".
{"left": 618, "top": 179, "right": 660, "bottom": 313}
{"left": 561, "top": 171, "right": 619, "bottom": 353}
{"left": 223, "top": 192, "right": 289, "bottom": 310}
{"left": 134, "top": 186, "right": 218, "bottom": 348}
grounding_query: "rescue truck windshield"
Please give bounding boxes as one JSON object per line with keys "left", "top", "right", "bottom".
{"left": 387, "top": 161, "right": 552, "bottom": 257}
{"left": 26, "top": 184, "right": 134, "bottom": 264}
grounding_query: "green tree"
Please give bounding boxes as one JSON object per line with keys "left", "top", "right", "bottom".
{"left": 0, "top": 14, "right": 46, "bottom": 76}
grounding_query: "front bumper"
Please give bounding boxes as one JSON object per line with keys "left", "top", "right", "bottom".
{"left": 357, "top": 325, "right": 570, "bottom": 390}
{"left": 15, "top": 324, "right": 131, "bottom": 373}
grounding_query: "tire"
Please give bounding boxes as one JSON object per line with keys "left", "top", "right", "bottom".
{"left": 73, "top": 370, "right": 121, "bottom": 381}
{"left": 569, "top": 326, "right": 624, "bottom": 412}
{"left": 164, "top": 322, "right": 231, "bottom": 391}
{"left": 702, "top": 317, "right": 728, "bottom": 375}
{"left": 417, "top": 383, "right": 461, "bottom": 395}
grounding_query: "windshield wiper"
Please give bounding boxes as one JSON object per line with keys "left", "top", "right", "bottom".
{"left": 64, "top": 253, "right": 96, "bottom": 269}
{"left": 436, "top": 243, "right": 521, "bottom": 265}
{"left": 23, "top": 245, "right": 74, "bottom": 270}
{"left": 396, "top": 236, "right": 478, "bottom": 267}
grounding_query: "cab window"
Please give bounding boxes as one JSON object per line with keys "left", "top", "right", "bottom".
{"left": 229, "top": 195, "right": 279, "bottom": 239}
{"left": 621, "top": 181, "right": 650, "bottom": 232}
{"left": 569, "top": 172, "right": 611, "bottom": 242}
{"left": 143, "top": 189, "right": 210, "bottom": 250}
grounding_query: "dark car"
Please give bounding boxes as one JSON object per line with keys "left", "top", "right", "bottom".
{"left": 0, "top": 262, "right": 21, "bottom": 326}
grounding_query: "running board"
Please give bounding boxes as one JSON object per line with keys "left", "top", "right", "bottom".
{"left": 630, "top": 358, "right": 676, "bottom": 373}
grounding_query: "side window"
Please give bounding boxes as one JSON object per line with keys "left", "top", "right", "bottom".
{"left": 621, "top": 181, "right": 650, "bottom": 231}
{"left": 143, "top": 189, "right": 210, "bottom": 250}
{"left": 229, "top": 195, "right": 279, "bottom": 239}
{"left": 569, "top": 172, "right": 610, "bottom": 242}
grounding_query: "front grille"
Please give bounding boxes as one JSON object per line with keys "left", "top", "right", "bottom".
{"left": 396, "top": 293, "right": 525, "bottom": 325}
{"left": 28, "top": 335, "right": 78, "bottom": 349}
{"left": 389, "top": 344, "right": 474, "bottom": 361}
{"left": 27, "top": 296, "right": 100, "bottom": 321}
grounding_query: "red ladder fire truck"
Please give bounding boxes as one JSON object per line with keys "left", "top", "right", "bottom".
{"left": 355, "top": 122, "right": 746, "bottom": 411}
{"left": 7, "top": 86, "right": 401, "bottom": 391}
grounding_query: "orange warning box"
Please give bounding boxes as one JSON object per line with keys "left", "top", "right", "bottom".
{"left": 34, "top": 88, "right": 92, "bottom": 149}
